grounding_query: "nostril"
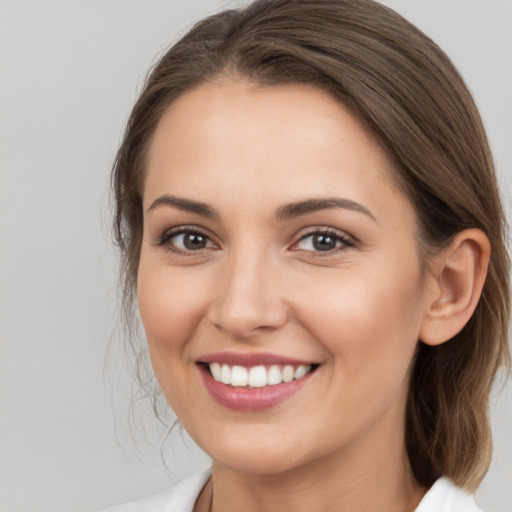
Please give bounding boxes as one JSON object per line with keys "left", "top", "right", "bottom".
{"left": 207, "top": 301, "right": 288, "bottom": 338}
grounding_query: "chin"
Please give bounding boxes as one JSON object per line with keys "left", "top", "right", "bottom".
{"left": 193, "top": 424, "right": 315, "bottom": 477}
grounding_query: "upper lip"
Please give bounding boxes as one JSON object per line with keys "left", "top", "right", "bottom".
{"left": 197, "top": 351, "right": 318, "bottom": 367}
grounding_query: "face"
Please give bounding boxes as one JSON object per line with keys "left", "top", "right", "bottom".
{"left": 138, "top": 80, "right": 432, "bottom": 476}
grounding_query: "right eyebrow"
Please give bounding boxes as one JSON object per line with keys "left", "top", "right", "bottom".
{"left": 146, "top": 194, "right": 218, "bottom": 218}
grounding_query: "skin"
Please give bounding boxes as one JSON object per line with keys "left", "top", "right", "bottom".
{"left": 137, "top": 79, "right": 442, "bottom": 512}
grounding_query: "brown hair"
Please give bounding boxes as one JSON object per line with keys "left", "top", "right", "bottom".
{"left": 112, "top": 0, "right": 510, "bottom": 491}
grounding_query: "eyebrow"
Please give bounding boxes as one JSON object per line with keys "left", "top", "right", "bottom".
{"left": 147, "top": 194, "right": 218, "bottom": 218}
{"left": 147, "top": 194, "right": 376, "bottom": 223}
{"left": 274, "top": 198, "right": 377, "bottom": 223}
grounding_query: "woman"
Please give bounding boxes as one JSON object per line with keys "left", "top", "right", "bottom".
{"left": 106, "top": 0, "right": 510, "bottom": 510}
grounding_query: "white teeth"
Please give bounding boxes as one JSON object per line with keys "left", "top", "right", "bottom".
{"left": 221, "top": 364, "right": 231, "bottom": 385}
{"left": 210, "top": 362, "right": 222, "bottom": 381}
{"left": 282, "top": 365, "right": 294, "bottom": 383}
{"left": 248, "top": 366, "right": 267, "bottom": 387}
{"left": 267, "top": 365, "right": 282, "bottom": 385}
{"left": 208, "top": 363, "right": 312, "bottom": 387}
{"left": 231, "top": 365, "right": 248, "bottom": 386}
{"left": 294, "top": 365, "right": 309, "bottom": 379}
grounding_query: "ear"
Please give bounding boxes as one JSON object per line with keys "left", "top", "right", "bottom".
{"left": 419, "top": 229, "right": 490, "bottom": 346}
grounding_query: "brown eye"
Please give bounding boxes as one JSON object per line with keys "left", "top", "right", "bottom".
{"left": 160, "top": 229, "right": 215, "bottom": 252}
{"left": 311, "top": 234, "right": 338, "bottom": 251}
{"left": 181, "top": 232, "right": 208, "bottom": 250}
{"left": 294, "top": 230, "right": 353, "bottom": 253}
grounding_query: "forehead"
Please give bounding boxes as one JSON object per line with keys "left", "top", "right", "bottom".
{"left": 148, "top": 79, "right": 389, "bottom": 169}
{"left": 144, "top": 79, "right": 411, "bottom": 223}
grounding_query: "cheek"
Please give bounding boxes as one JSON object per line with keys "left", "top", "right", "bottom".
{"left": 293, "top": 263, "right": 425, "bottom": 381}
{"left": 136, "top": 261, "right": 215, "bottom": 416}
{"left": 137, "top": 262, "right": 210, "bottom": 362}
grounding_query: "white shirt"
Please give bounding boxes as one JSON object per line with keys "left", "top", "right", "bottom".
{"left": 101, "top": 468, "right": 484, "bottom": 512}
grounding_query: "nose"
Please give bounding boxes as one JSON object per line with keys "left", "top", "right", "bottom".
{"left": 207, "top": 248, "right": 288, "bottom": 339}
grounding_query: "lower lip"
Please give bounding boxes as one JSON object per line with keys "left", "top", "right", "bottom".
{"left": 198, "top": 366, "right": 313, "bottom": 412}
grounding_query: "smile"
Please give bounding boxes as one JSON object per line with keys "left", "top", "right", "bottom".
{"left": 197, "top": 353, "right": 319, "bottom": 411}
{"left": 208, "top": 363, "right": 313, "bottom": 388}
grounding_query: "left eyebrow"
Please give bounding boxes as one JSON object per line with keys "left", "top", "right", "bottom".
{"left": 274, "top": 198, "right": 377, "bottom": 223}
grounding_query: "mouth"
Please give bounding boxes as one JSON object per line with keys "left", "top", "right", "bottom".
{"left": 201, "top": 362, "right": 317, "bottom": 388}
{"left": 196, "top": 353, "right": 319, "bottom": 411}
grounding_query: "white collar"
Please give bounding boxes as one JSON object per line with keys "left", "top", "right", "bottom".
{"left": 415, "top": 477, "right": 483, "bottom": 512}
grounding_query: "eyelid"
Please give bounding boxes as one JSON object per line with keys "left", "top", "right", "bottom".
{"left": 154, "top": 225, "right": 219, "bottom": 253}
{"left": 290, "top": 227, "right": 355, "bottom": 253}
{"left": 153, "top": 225, "right": 354, "bottom": 256}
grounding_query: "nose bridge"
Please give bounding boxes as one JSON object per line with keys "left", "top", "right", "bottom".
{"left": 209, "top": 241, "right": 287, "bottom": 337}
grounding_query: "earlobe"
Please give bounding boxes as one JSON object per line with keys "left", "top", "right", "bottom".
{"left": 419, "top": 229, "right": 490, "bottom": 346}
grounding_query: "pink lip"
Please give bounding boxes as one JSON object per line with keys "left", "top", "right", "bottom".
{"left": 198, "top": 351, "right": 315, "bottom": 367}
{"left": 197, "top": 353, "right": 317, "bottom": 412}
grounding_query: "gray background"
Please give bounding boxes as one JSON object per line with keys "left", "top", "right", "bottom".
{"left": 1, "top": 1, "right": 511, "bottom": 511}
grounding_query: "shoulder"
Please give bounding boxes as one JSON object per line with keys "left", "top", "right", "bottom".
{"left": 415, "top": 477, "right": 484, "bottom": 512}
{"left": 99, "top": 468, "right": 211, "bottom": 512}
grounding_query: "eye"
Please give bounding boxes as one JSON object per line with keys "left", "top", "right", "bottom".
{"left": 156, "top": 228, "right": 216, "bottom": 253}
{"left": 293, "top": 230, "right": 353, "bottom": 253}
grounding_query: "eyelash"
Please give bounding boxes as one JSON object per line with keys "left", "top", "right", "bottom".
{"left": 154, "top": 227, "right": 355, "bottom": 256}
{"left": 155, "top": 226, "right": 216, "bottom": 255}
{"left": 292, "top": 228, "right": 355, "bottom": 256}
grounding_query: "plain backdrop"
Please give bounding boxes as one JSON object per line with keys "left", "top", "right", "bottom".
{"left": 1, "top": 1, "right": 511, "bottom": 511}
